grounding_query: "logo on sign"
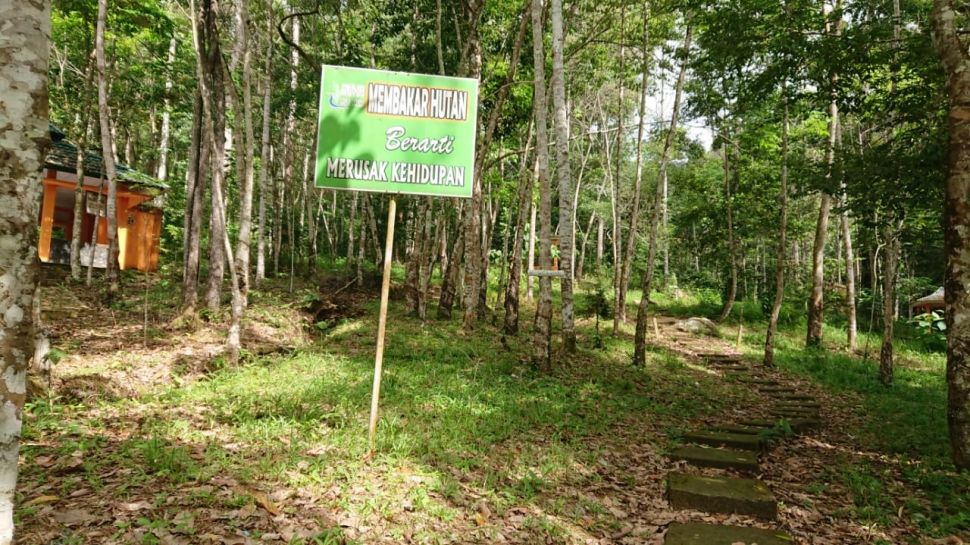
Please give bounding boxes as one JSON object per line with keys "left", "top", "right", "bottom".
{"left": 328, "top": 83, "right": 366, "bottom": 109}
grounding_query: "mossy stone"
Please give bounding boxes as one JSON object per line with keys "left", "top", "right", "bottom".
{"left": 666, "top": 472, "right": 778, "bottom": 520}
{"left": 664, "top": 522, "right": 793, "bottom": 545}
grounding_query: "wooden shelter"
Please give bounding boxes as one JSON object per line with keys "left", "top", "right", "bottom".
{"left": 38, "top": 125, "right": 168, "bottom": 272}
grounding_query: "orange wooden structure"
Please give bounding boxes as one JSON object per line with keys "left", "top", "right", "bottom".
{"left": 38, "top": 126, "right": 166, "bottom": 272}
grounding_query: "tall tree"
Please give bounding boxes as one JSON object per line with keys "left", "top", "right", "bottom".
{"left": 716, "top": 129, "right": 738, "bottom": 322}
{"left": 931, "top": 0, "right": 970, "bottom": 470}
{"left": 232, "top": 0, "right": 256, "bottom": 300}
{"left": 95, "top": 0, "right": 120, "bottom": 299}
{"left": 550, "top": 0, "right": 575, "bottom": 351}
{"left": 633, "top": 22, "right": 691, "bottom": 367}
{"left": 255, "top": 2, "right": 273, "bottom": 283}
{"left": 764, "top": 92, "right": 790, "bottom": 367}
{"left": 620, "top": 1, "right": 651, "bottom": 336}
{"left": 504, "top": 123, "right": 535, "bottom": 336}
{"left": 0, "top": 1, "right": 51, "bottom": 540}
{"left": 531, "top": 0, "right": 553, "bottom": 370}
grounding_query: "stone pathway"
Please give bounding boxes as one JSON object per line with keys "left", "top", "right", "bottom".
{"left": 661, "top": 350, "right": 822, "bottom": 545}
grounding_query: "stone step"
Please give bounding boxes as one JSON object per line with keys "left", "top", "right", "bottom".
{"left": 666, "top": 473, "right": 777, "bottom": 520}
{"left": 771, "top": 393, "right": 815, "bottom": 401}
{"left": 758, "top": 386, "right": 795, "bottom": 394}
{"left": 773, "top": 407, "right": 821, "bottom": 415}
{"left": 742, "top": 417, "right": 821, "bottom": 433}
{"left": 700, "top": 353, "right": 741, "bottom": 360}
{"left": 775, "top": 401, "right": 821, "bottom": 409}
{"left": 669, "top": 445, "right": 759, "bottom": 471}
{"left": 683, "top": 430, "right": 763, "bottom": 451}
{"left": 771, "top": 410, "right": 820, "bottom": 419}
{"left": 713, "top": 423, "right": 773, "bottom": 435}
{"left": 715, "top": 363, "right": 749, "bottom": 369}
{"left": 737, "top": 378, "right": 779, "bottom": 385}
{"left": 664, "top": 522, "right": 793, "bottom": 545}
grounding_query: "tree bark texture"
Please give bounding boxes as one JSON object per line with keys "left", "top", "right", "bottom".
{"left": 550, "top": 0, "right": 575, "bottom": 351}
{"left": 0, "top": 1, "right": 50, "bottom": 540}
{"left": 930, "top": 0, "right": 970, "bottom": 468}
{"left": 96, "top": 0, "right": 120, "bottom": 299}
{"left": 256, "top": 5, "right": 273, "bottom": 283}
{"left": 880, "top": 224, "right": 900, "bottom": 386}
{"left": 806, "top": 193, "right": 832, "bottom": 347}
{"left": 531, "top": 0, "right": 553, "bottom": 370}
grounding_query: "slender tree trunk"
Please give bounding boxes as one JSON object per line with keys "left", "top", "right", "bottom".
{"left": 612, "top": 3, "right": 627, "bottom": 330}
{"left": 879, "top": 223, "right": 900, "bottom": 386}
{"left": 70, "top": 113, "right": 90, "bottom": 281}
{"left": 577, "top": 212, "right": 596, "bottom": 280}
{"left": 96, "top": 0, "right": 120, "bottom": 299}
{"left": 182, "top": 88, "right": 206, "bottom": 312}
{"left": 199, "top": 0, "right": 242, "bottom": 360}
{"left": 807, "top": 54, "right": 841, "bottom": 347}
{"left": 256, "top": 5, "right": 273, "bottom": 283}
{"left": 717, "top": 138, "right": 738, "bottom": 322}
{"left": 158, "top": 36, "right": 176, "bottom": 182}
{"left": 460, "top": 17, "right": 485, "bottom": 330}
{"left": 356, "top": 203, "right": 366, "bottom": 286}
{"left": 806, "top": 193, "right": 832, "bottom": 347}
{"left": 416, "top": 199, "right": 436, "bottom": 319}
{"left": 204, "top": 167, "right": 227, "bottom": 311}
{"left": 842, "top": 195, "right": 857, "bottom": 350}
{"left": 504, "top": 131, "right": 535, "bottom": 336}
{"left": 764, "top": 93, "right": 790, "bottom": 367}
{"left": 273, "top": 174, "right": 283, "bottom": 275}
{"left": 462, "top": 1, "right": 518, "bottom": 331}
{"left": 527, "top": 198, "right": 536, "bottom": 300}
{"left": 0, "top": 2, "right": 50, "bottom": 539}
{"left": 550, "top": 0, "right": 575, "bottom": 350}
{"left": 436, "top": 0, "right": 446, "bottom": 74}
{"left": 405, "top": 199, "right": 428, "bottom": 315}
{"left": 632, "top": 23, "right": 691, "bottom": 367}
{"left": 570, "top": 142, "right": 593, "bottom": 279}
{"left": 620, "top": 4, "right": 651, "bottom": 332}
{"left": 531, "top": 0, "right": 553, "bottom": 370}
{"left": 279, "top": 13, "right": 300, "bottom": 280}
{"left": 596, "top": 216, "right": 604, "bottom": 270}
{"left": 347, "top": 192, "right": 358, "bottom": 269}
{"left": 232, "top": 0, "right": 256, "bottom": 301}
{"left": 438, "top": 205, "right": 464, "bottom": 318}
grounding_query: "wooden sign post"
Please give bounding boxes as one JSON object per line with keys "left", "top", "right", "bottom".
{"left": 368, "top": 198, "right": 396, "bottom": 451}
{"left": 313, "top": 66, "right": 479, "bottom": 455}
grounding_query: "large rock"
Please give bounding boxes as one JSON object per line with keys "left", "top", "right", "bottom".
{"left": 664, "top": 522, "right": 792, "bottom": 545}
{"left": 676, "top": 317, "right": 719, "bottom": 336}
{"left": 666, "top": 473, "right": 778, "bottom": 520}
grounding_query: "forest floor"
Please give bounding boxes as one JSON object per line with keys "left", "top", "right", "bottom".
{"left": 13, "top": 267, "right": 969, "bottom": 545}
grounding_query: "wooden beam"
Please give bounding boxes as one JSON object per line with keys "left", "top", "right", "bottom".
{"left": 38, "top": 182, "right": 57, "bottom": 261}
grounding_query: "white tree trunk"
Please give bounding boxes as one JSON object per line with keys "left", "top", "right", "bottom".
{"left": 531, "top": 0, "right": 553, "bottom": 370}
{"left": 0, "top": 1, "right": 50, "bottom": 541}
{"left": 157, "top": 36, "right": 176, "bottom": 181}
{"left": 256, "top": 3, "right": 273, "bottom": 282}
{"left": 232, "top": 0, "right": 256, "bottom": 301}
{"left": 96, "top": 0, "right": 120, "bottom": 297}
{"left": 550, "top": 0, "right": 575, "bottom": 351}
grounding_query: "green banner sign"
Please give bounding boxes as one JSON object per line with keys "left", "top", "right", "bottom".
{"left": 314, "top": 65, "right": 479, "bottom": 198}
